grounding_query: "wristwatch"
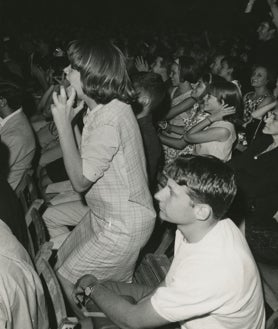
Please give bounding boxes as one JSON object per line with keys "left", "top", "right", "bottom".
{"left": 84, "top": 284, "right": 97, "bottom": 298}
{"left": 84, "top": 285, "right": 95, "bottom": 297}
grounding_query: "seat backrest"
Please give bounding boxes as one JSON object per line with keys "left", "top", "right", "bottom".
{"left": 16, "top": 169, "right": 39, "bottom": 214}
{"left": 35, "top": 250, "right": 79, "bottom": 329}
{"left": 25, "top": 199, "right": 48, "bottom": 260}
{"left": 35, "top": 253, "right": 67, "bottom": 328}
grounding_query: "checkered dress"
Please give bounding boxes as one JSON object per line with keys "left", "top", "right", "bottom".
{"left": 56, "top": 99, "right": 156, "bottom": 284}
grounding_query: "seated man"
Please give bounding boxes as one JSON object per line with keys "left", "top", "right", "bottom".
{"left": 73, "top": 155, "right": 265, "bottom": 329}
{"left": 0, "top": 81, "right": 36, "bottom": 190}
{"left": 0, "top": 218, "right": 48, "bottom": 329}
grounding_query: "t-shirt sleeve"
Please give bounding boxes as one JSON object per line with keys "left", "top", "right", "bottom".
{"left": 81, "top": 124, "right": 119, "bottom": 182}
{"left": 151, "top": 261, "right": 233, "bottom": 323}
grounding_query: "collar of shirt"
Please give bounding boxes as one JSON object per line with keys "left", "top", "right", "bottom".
{"left": 0, "top": 107, "right": 22, "bottom": 129}
{"left": 83, "top": 103, "right": 104, "bottom": 125}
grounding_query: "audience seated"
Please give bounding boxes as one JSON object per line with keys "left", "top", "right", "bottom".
{"left": 243, "top": 64, "right": 276, "bottom": 144}
{"left": 0, "top": 81, "right": 36, "bottom": 190}
{"left": 218, "top": 55, "right": 243, "bottom": 93}
{"left": 161, "top": 56, "right": 200, "bottom": 165}
{"left": 73, "top": 155, "right": 265, "bottom": 329}
{"left": 251, "top": 18, "right": 278, "bottom": 70}
{"left": 1, "top": 12, "right": 278, "bottom": 327}
{"left": 160, "top": 80, "right": 240, "bottom": 162}
{"left": 229, "top": 108, "right": 278, "bottom": 265}
{"left": 0, "top": 171, "right": 29, "bottom": 250}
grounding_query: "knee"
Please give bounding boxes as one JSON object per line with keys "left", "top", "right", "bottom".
{"left": 42, "top": 207, "right": 56, "bottom": 225}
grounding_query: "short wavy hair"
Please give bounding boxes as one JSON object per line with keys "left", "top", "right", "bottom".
{"left": 166, "top": 155, "right": 237, "bottom": 220}
{"left": 67, "top": 39, "right": 136, "bottom": 104}
{"left": 207, "top": 80, "right": 243, "bottom": 123}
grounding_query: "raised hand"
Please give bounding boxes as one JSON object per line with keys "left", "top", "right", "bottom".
{"left": 135, "top": 56, "right": 149, "bottom": 72}
{"left": 51, "top": 86, "right": 84, "bottom": 129}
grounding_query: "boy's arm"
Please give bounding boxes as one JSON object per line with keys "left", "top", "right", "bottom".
{"left": 87, "top": 283, "right": 170, "bottom": 329}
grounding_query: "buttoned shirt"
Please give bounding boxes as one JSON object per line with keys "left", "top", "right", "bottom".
{"left": 57, "top": 99, "right": 155, "bottom": 284}
{"left": 0, "top": 109, "right": 36, "bottom": 190}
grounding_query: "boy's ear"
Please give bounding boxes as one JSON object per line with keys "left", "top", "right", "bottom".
{"left": 194, "top": 204, "right": 211, "bottom": 222}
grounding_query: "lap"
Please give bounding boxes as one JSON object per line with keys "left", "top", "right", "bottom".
{"left": 55, "top": 213, "right": 146, "bottom": 284}
{"left": 43, "top": 200, "right": 89, "bottom": 224}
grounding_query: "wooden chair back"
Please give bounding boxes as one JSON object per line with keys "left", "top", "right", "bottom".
{"left": 16, "top": 169, "right": 39, "bottom": 214}
{"left": 25, "top": 199, "right": 48, "bottom": 260}
{"left": 35, "top": 244, "right": 79, "bottom": 329}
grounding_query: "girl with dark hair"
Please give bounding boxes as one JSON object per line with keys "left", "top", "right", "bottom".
{"left": 46, "top": 39, "right": 156, "bottom": 311}
{"left": 160, "top": 80, "right": 240, "bottom": 162}
{"left": 160, "top": 56, "right": 200, "bottom": 165}
{"left": 184, "top": 80, "right": 240, "bottom": 161}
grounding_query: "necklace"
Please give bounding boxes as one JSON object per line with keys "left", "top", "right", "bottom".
{"left": 254, "top": 143, "right": 278, "bottom": 160}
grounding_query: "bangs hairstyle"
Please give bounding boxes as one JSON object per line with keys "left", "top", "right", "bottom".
{"left": 166, "top": 155, "right": 237, "bottom": 220}
{"left": 67, "top": 39, "right": 136, "bottom": 104}
{"left": 178, "top": 56, "right": 200, "bottom": 84}
{"left": 207, "top": 80, "right": 243, "bottom": 122}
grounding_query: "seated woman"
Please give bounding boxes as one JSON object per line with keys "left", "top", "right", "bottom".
{"left": 161, "top": 56, "right": 200, "bottom": 165}
{"left": 228, "top": 109, "right": 278, "bottom": 265}
{"left": 243, "top": 64, "right": 276, "bottom": 144}
{"left": 160, "top": 80, "right": 241, "bottom": 162}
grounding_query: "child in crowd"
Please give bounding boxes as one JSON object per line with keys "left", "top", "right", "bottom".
{"left": 160, "top": 80, "right": 240, "bottom": 162}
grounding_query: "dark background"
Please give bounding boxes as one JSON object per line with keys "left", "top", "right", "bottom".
{"left": 0, "top": 0, "right": 271, "bottom": 34}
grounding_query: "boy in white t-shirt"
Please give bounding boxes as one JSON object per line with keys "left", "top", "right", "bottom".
{"left": 73, "top": 155, "right": 265, "bottom": 329}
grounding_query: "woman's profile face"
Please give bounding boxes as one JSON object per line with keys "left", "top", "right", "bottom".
{"left": 64, "top": 65, "right": 84, "bottom": 99}
{"left": 170, "top": 63, "right": 180, "bottom": 87}
{"left": 263, "top": 110, "right": 278, "bottom": 135}
{"left": 204, "top": 92, "right": 222, "bottom": 113}
{"left": 251, "top": 67, "right": 268, "bottom": 88}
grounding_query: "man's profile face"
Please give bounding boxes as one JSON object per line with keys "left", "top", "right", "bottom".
{"left": 154, "top": 178, "right": 195, "bottom": 225}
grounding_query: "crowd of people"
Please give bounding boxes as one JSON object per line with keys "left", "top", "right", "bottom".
{"left": 0, "top": 1, "right": 278, "bottom": 328}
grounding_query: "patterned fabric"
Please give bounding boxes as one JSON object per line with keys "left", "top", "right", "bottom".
{"left": 56, "top": 99, "right": 156, "bottom": 284}
{"left": 162, "top": 89, "right": 198, "bottom": 165}
{"left": 243, "top": 92, "right": 269, "bottom": 123}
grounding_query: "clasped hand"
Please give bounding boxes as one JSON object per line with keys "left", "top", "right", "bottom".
{"left": 51, "top": 86, "right": 84, "bottom": 130}
{"left": 72, "top": 274, "right": 99, "bottom": 308}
